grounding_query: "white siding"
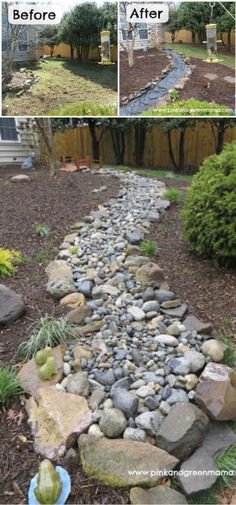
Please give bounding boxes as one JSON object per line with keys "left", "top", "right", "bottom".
{"left": 0, "top": 119, "right": 34, "bottom": 165}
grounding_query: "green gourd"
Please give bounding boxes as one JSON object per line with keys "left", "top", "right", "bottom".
{"left": 38, "top": 356, "right": 57, "bottom": 381}
{"left": 34, "top": 459, "right": 62, "bottom": 504}
{"left": 35, "top": 347, "right": 53, "bottom": 366}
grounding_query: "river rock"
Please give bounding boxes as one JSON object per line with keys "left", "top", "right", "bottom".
{"left": 135, "top": 411, "right": 161, "bottom": 436}
{"left": 17, "top": 345, "right": 64, "bottom": 397}
{"left": 130, "top": 485, "right": 188, "bottom": 504}
{"left": 66, "top": 371, "right": 90, "bottom": 396}
{"left": 0, "top": 284, "right": 26, "bottom": 326}
{"left": 136, "top": 262, "right": 165, "bottom": 287}
{"left": 183, "top": 315, "right": 213, "bottom": 334}
{"left": 184, "top": 350, "right": 206, "bottom": 373}
{"left": 156, "top": 403, "right": 209, "bottom": 459}
{"left": 60, "top": 292, "right": 85, "bottom": 308}
{"left": 142, "top": 301, "right": 160, "bottom": 313}
{"left": 201, "top": 339, "right": 225, "bottom": 362}
{"left": 161, "top": 304, "right": 187, "bottom": 319}
{"left": 125, "top": 232, "right": 143, "bottom": 245}
{"left": 154, "top": 335, "right": 179, "bottom": 347}
{"left": 155, "top": 289, "right": 175, "bottom": 303}
{"left": 26, "top": 387, "right": 92, "bottom": 459}
{"left": 123, "top": 427, "right": 147, "bottom": 442}
{"left": 112, "top": 388, "right": 139, "bottom": 418}
{"left": 67, "top": 305, "right": 92, "bottom": 324}
{"left": 78, "top": 435, "right": 178, "bottom": 487}
{"left": 195, "top": 362, "right": 236, "bottom": 420}
{"left": 128, "top": 306, "right": 145, "bottom": 321}
{"left": 99, "top": 408, "right": 127, "bottom": 437}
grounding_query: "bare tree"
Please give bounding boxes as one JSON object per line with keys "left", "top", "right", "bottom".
{"left": 120, "top": 2, "right": 139, "bottom": 67}
{"left": 2, "top": 2, "right": 28, "bottom": 78}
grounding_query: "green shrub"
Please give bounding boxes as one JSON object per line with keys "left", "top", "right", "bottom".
{"left": 221, "top": 335, "right": 235, "bottom": 367}
{"left": 35, "top": 223, "right": 50, "bottom": 238}
{"left": 163, "top": 187, "right": 181, "bottom": 203}
{"left": 0, "top": 248, "right": 22, "bottom": 276}
{"left": 183, "top": 142, "right": 236, "bottom": 267}
{"left": 49, "top": 102, "right": 117, "bottom": 116}
{"left": 18, "top": 315, "right": 77, "bottom": 360}
{"left": 0, "top": 367, "right": 23, "bottom": 404}
{"left": 142, "top": 99, "right": 233, "bottom": 116}
{"left": 69, "top": 245, "right": 78, "bottom": 255}
{"left": 140, "top": 240, "right": 158, "bottom": 258}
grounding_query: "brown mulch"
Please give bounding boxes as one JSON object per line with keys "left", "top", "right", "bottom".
{"left": 119, "top": 49, "right": 169, "bottom": 98}
{"left": 178, "top": 57, "right": 235, "bottom": 108}
{"left": 0, "top": 167, "right": 120, "bottom": 365}
{"left": 150, "top": 177, "right": 236, "bottom": 336}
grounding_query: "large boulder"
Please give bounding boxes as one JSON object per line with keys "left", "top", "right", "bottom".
{"left": 136, "top": 262, "right": 165, "bottom": 288}
{"left": 156, "top": 403, "right": 209, "bottom": 460}
{"left": 178, "top": 447, "right": 218, "bottom": 495}
{"left": 201, "top": 339, "right": 225, "bottom": 362}
{"left": 26, "top": 387, "right": 92, "bottom": 459}
{"left": 130, "top": 485, "right": 188, "bottom": 504}
{"left": 0, "top": 284, "right": 26, "bottom": 326}
{"left": 78, "top": 435, "right": 178, "bottom": 487}
{"left": 195, "top": 362, "right": 236, "bottom": 420}
{"left": 17, "top": 345, "right": 64, "bottom": 397}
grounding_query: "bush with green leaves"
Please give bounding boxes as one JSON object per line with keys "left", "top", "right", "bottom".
{"left": 0, "top": 367, "right": 23, "bottom": 405}
{"left": 35, "top": 223, "right": 50, "bottom": 238}
{"left": 183, "top": 142, "right": 236, "bottom": 267}
{"left": 0, "top": 248, "right": 22, "bottom": 276}
{"left": 18, "top": 315, "right": 77, "bottom": 360}
{"left": 164, "top": 187, "right": 182, "bottom": 203}
{"left": 142, "top": 99, "right": 233, "bottom": 117}
{"left": 140, "top": 240, "right": 158, "bottom": 258}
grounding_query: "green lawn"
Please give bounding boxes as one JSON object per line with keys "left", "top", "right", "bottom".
{"left": 105, "top": 165, "right": 193, "bottom": 182}
{"left": 165, "top": 43, "right": 235, "bottom": 70}
{"left": 3, "top": 59, "right": 117, "bottom": 116}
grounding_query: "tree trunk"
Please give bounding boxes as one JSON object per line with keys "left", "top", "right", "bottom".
{"left": 111, "top": 129, "right": 125, "bottom": 165}
{"left": 227, "top": 29, "right": 232, "bottom": 50}
{"left": 127, "top": 40, "right": 135, "bottom": 67}
{"left": 35, "top": 119, "right": 57, "bottom": 177}
{"left": 88, "top": 120, "right": 100, "bottom": 160}
{"left": 178, "top": 130, "right": 186, "bottom": 172}
{"left": 171, "top": 31, "right": 175, "bottom": 43}
{"left": 167, "top": 130, "right": 178, "bottom": 170}
{"left": 216, "top": 122, "right": 226, "bottom": 154}
{"left": 134, "top": 122, "right": 146, "bottom": 167}
{"left": 70, "top": 46, "right": 74, "bottom": 59}
{"left": 191, "top": 31, "right": 196, "bottom": 44}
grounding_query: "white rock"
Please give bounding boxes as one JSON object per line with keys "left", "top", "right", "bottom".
{"left": 201, "top": 339, "right": 225, "bottom": 362}
{"left": 127, "top": 306, "right": 145, "bottom": 321}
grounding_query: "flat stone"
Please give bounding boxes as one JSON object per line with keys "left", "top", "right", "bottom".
{"left": 201, "top": 339, "right": 225, "bottom": 362}
{"left": 63, "top": 232, "right": 78, "bottom": 243}
{"left": 125, "top": 256, "right": 149, "bottom": 268}
{"left": 60, "top": 292, "right": 85, "bottom": 308}
{"left": 161, "top": 304, "right": 187, "bottom": 319}
{"left": 161, "top": 299, "right": 181, "bottom": 309}
{"left": 195, "top": 362, "right": 236, "bottom": 420}
{"left": 26, "top": 387, "right": 92, "bottom": 459}
{"left": 10, "top": 174, "right": 30, "bottom": 183}
{"left": 17, "top": 345, "right": 64, "bottom": 397}
{"left": 178, "top": 447, "right": 218, "bottom": 495}
{"left": 201, "top": 421, "right": 236, "bottom": 459}
{"left": 67, "top": 305, "right": 92, "bottom": 324}
{"left": 46, "top": 260, "right": 73, "bottom": 281}
{"left": 0, "top": 284, "right": 26, "bottom": 326}
{"left": 183, "top": 315, "right": 213, "bottom": 334}
{"left": 146, "top": 211, "right": 160, "bottom": 222}
{"left": 79, "top": 435, "right": 178, "bottom": 487}
{"left": 77, "top": 320, "right": 103, "bottom": 337}
{"left": 46, "top": 278, "right": 76, "bottom": 299}
{"left": 99, "top": 408, "right": 127, "bottom": 437}
{"left": 223, "top": 76, "right": 236, "bottom": 84}
{"left": 136, "top": 262, "right": 165, "bottom": 288}
{"left": 203, "top": 73, "right": 218, "bottom": 81}
{"left": 125, "top": 232, "right": 143, "bottom": 245}
{"left": 130, "top": 485, "right": 188, "bottom": 504}
{"left": 156, "top": 403, "right": 209, "bottom": 460}
{"left": 155, "top": 289, "right": 175, "bottom": 303}
{"left": 66, "top": 371, "right": 90, "bottom": 396}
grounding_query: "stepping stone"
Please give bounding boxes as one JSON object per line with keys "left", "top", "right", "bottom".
{"left": 178, "top": 447, "right": 218, "bottom": 495}
{"left": 161, "top": 303, "right": 187, "bottom": 319}
{"left": 78, "top": 435, "right": 178, "bottom": 487}
{"left": 223, "top": 76, "right": 235, "bottom": 84}
{"left": 203, "top": 73, "right": 218, "bottom": 81}
{"left": 26, "top": 387, "right": 92, "bottom": 459}
{"left": 17, "top": 345, "right": 64, "bottom": 397}
{"left": 0, "top": 284, "right": 26, "bottom": 326}
{"left": 130, "top": 485, "right": 188, "bottom": 504}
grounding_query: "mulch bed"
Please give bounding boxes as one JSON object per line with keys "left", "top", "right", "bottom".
{"left": 150, "top": 177, "right": 236, "bottom": 336}
{"left": 178, "top": 57, "right": 235, "bottom": 108}
{"left": 119, "top": 49, "right": 169, "bottom": 98}
{"left": 0, "top": 167, "right": 120, "bottom": 365}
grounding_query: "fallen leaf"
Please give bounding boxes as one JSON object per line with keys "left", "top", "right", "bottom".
{"left": 7, "top": 409, "right": 24, "bottom": 426}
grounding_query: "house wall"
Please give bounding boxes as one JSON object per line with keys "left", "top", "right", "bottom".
{"left": 2, "top": 27, "right": 44, "bottom": 62}
{"left": 54, "top": 123, "right": 236, "bottom": 171}
{"left": 0, "top": 119, "right": 34, "bottom": 164}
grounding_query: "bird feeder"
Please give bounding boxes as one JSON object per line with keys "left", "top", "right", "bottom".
{"left": 99, "top": 30, "right": 114, "bottom": 65}
{"left": 204, "top": 23, "right": 222, "bottom": 62}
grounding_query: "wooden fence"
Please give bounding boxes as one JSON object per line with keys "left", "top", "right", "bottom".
{"left": 165, "top": 29, "right": 235, "bottom": 46}
{"left": 54, "top": 122, "right": 236, "bottom": 170}
{"left": 44, "top": 44, "right": 118, "bottom": 62}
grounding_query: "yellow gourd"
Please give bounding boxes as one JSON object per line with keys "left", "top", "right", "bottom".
{"left": 34, "top": 459, "right": 62, "bottom": 504}
{"left": 38, "top": 356, "right": 57, "bottom": 380}
{"left": 35, "top": 347, "right": 53, "bottom": 366}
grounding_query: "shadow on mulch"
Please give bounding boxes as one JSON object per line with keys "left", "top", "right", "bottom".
{"left": 150, "top": 177, "right": 236, "bottom": 336}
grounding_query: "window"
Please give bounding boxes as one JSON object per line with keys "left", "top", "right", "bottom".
{"left": 17, "top": 29, "right": 28, "bottom": 52}
{"left": 0, "top": 119, "right": 19, "bottom": 142}
{"left": 139, "top": 23, "right": 148, "bottom": 40}
{"left": 122, "top": 30, "right": 133, "bottom": 41}
{"left": 2, "top": 28, "right": 8, "bottom": 51}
